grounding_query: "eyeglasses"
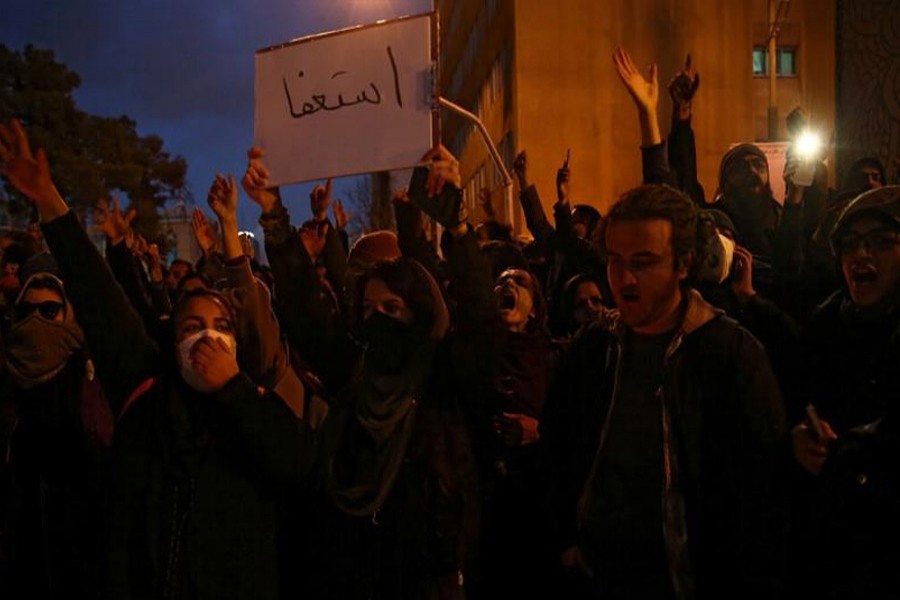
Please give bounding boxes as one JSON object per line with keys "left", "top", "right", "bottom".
{"left": 836, "top": 229, "right": 900, "bottom": 255}
{"left": 15, "top": 300, "right": 65, "bottom": 321}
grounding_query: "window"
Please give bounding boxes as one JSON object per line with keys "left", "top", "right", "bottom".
{"left": 752, "top": 47, "right": 797, "bottom": 77}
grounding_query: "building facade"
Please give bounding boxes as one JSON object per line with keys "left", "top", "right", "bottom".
{"left": 437, "top": 0, "right": 837, "bottom": 226}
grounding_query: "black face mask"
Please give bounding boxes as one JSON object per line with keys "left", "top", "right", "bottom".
{"left": 359, "top": 312, "right": 422, "bottom": 374}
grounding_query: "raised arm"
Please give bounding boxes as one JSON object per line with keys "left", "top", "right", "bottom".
{"left": 393, "top": 187, "right": 442, "bottom": 279}
{"left": 613, "top": 47, "right": 661, "bottom": 148}
{"left": 310, "top": 179, "right": 349, "bottom": 297}
{"left": 0, "top": 119, "right": 158, "bottom": 413}
{"left": 242, "top": 147, "right": 358, "bottom": 391}
{"left": 411, "top": 145, "right": 497, "bottom": 327}
{"left": 514, "top": 150, "right": 555, "bottom": 248}
{"left": 191, "top": 209, "right": 228, "bottom": 286}
{"left": 207, "top": 172, "right": 306, "bottom": 416}
{"left": 667, "top": 54, "right": 706, "bottom": 204}
{"left": 145, "top": 243, "right": 173, "bottom": 317}
{"left": 613, "top": 47, "right": 676, "bottom": 186}
{"left": 96, "top": 197, "right": 162, "bottom": 331}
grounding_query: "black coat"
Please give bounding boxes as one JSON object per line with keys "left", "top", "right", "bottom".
{"left": 42, "top": 211, "right": 317, "bottom": 599}
{"left": 260, "top": 200, "right": 477, "bottom": 599}
{"left": 795, "top": 292, "right": 900, "bottom": 432}
{"left": 542, "top": 290, "right": 788, "bottom": 599}
{"left": 2, "top": 353, "right": 112, "bottom": 599}
{"left": 810, "top": 418, "right": 900, "bottom": 599}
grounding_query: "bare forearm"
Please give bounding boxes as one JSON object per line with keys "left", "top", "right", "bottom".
{"left": 220, "top": 217, "right": 243, "bottom": 260}
{"left": 638, "top": 107, "right": 662, "bottom": 148}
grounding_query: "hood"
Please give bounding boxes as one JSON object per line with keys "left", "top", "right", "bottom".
{"left": 599, "top": 288, "right": 723, "bottom": 343}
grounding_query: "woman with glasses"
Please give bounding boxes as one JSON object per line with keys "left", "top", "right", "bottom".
{"left": 788, "top": 186, "right": 900, "bottom": 596}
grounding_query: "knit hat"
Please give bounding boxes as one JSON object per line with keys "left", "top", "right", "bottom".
{"left": 349, "top": 230, "right": 401, "bottom": 268}
{"left": 717, "top": 143, "right": 768, "bottom": 195}
{"left": 830, "top": 186, "right": 900, "bottom": 252}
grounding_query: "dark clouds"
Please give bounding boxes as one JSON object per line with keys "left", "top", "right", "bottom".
{"left": 1, "top": 0, "right": 431, "bottom": 232}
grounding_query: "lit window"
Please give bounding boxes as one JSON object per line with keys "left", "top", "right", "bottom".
{"left": 752, "top": 46, "right": 797, "bottom": 77}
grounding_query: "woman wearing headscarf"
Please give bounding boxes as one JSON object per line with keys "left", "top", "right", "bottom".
{"left": 2, "top": 257, "right": 112, "bottom": 599}
{"left": 244, "top": 147, "right": 478, "bottom": 599}
{"left": 0, "top": 119, "right": 317, "bottom": 600}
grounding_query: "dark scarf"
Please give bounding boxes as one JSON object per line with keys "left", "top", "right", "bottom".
{"left": 328, "top": 259, "right": 450, "bottom": 518}
{"left": 328, "top": 344, "right": 435, "bottom": 517}
{"left": 6, "top": 276, "right": 85, "bottom": 389}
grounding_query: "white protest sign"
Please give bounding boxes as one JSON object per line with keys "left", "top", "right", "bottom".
{"left": 254, "top": 13, "right": 434, "bottom": 186}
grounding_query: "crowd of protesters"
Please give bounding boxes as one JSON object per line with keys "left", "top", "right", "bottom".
{"left": 0, "top": 46, "right": 899, "bottom": 600}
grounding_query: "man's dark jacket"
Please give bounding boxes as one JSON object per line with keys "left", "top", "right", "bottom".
{"left": 542, "top": 289, "right": 788, "bottom": 599}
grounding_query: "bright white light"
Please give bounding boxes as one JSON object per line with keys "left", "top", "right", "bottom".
{"left": 795, "top": 130, "right": 823, "bottom": 160}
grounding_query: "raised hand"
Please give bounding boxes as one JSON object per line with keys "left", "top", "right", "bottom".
{"left": 332, "top": 198, "right": 350, "bottom": 231}
{"left": 241, "top": 147, "right": 278, "bottom": 213}
{"left": 668, "top": 53, "right": 700, "bottom": 120}
{"left": 310, "top": 178, "right": 332, "bottom": 220}
{"left": 613, "top": 47, "right": 661, "bottom": 147}
{"left": 0, "top": 119, "right": 67, "bottom": 221}
{"left": 146, "top": 243, "right": 164, "bottom": 283}
{"left": 0, "top": 119, "right": 53, "bottom": 201}
{"left": 613, "top": 47, "right": 658, "bottom": 113}
{"left": 422, "top": 144, "right": 462, "bottom": 199}
{"left": 208, "top": 173, "right": 238, "bottom": 226}
{"left": 192, "top": 209, "right": 219, "bottom": 256}
{"left": 556, "top": 153, "right": 571, "bottom": 205}
{"left": 299, "top": 222, "right": 328, "bottom": 262}
{"left": 133, "top": 233, "right": 149, "bottom": 257}
{"left": 731, "top": 245, "right": 757, "bottom": 305}
{"left": 415, "top": 144, "right": 467, "bottom": 233}
{"left": 94, "top": 197, "right": 137, "bottom": 246}
{"left": 791, "top": 419, "right": 838, "bottom": 475}
{"left": 513, "top": 150, "right": 529, "bottom": 189}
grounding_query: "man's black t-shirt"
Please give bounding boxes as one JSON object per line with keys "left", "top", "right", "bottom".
{"left": 581, "top": 329, "right": 675, "bottom": 598}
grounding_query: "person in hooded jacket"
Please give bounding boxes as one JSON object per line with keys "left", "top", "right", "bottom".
{"left": 243, "top": 145, "right": 478, "bottom": 599}
{"left": 0, "top": 118, "right": 317, "bottom": 600}
{"left": 1, "top": 255, "right": 113, "bottom": 599}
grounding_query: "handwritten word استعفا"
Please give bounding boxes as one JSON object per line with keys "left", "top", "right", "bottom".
{"left": 282, "top": 46, "right": 403, "bottom": 120}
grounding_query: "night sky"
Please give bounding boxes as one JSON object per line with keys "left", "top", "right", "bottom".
{"left": 0, "top": 0, "right": 431, "bottom": 235}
